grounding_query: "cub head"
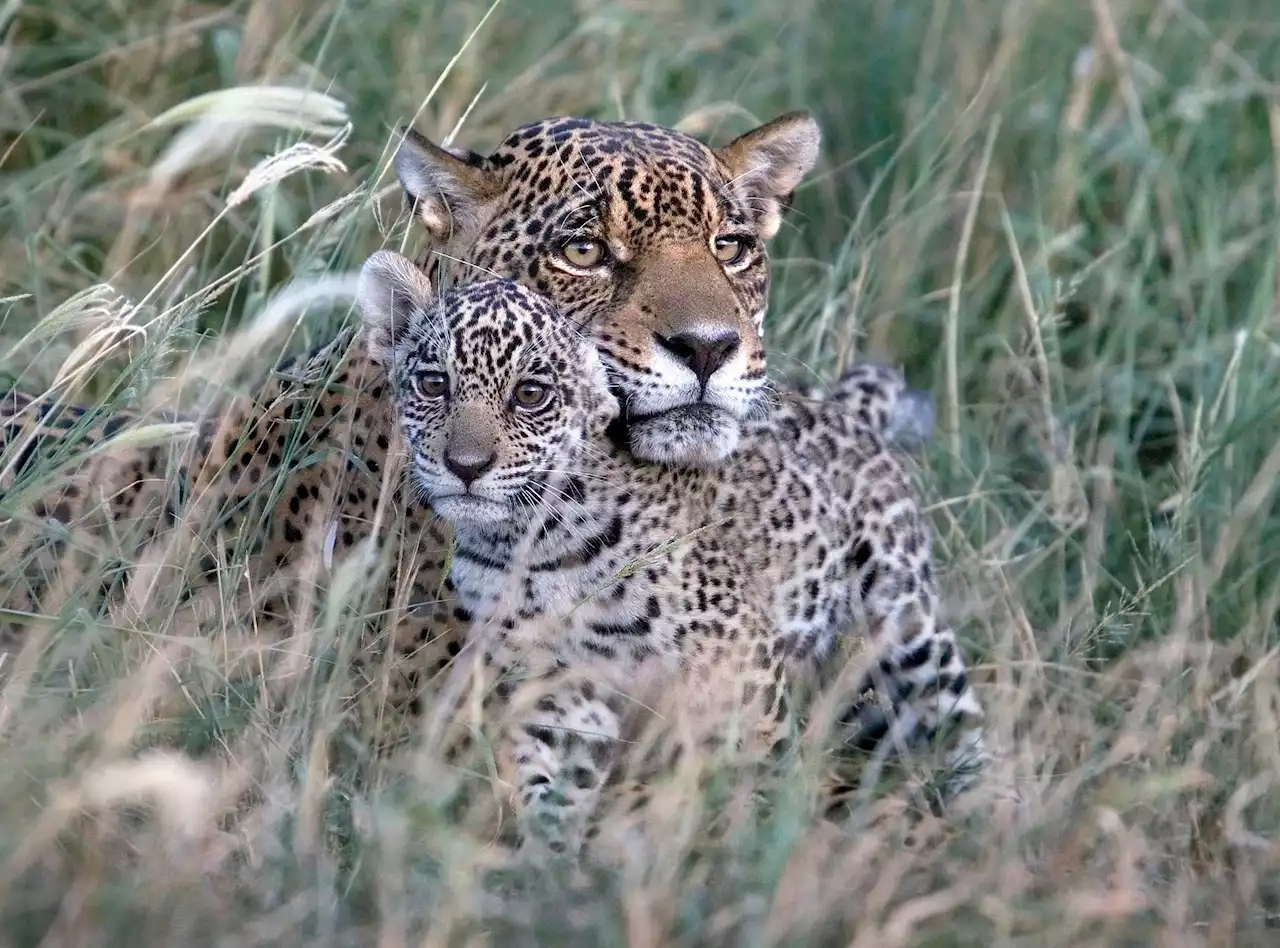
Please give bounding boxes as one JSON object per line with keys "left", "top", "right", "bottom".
{"left": 393, "top": 112, "right": 821, "bottom": 469}
{"left": 356, "top": 249, "right": 617, "bottom": 527}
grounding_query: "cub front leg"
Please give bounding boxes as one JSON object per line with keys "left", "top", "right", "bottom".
{"left": 497, "top": 668, "right": 621, "bottom": 861}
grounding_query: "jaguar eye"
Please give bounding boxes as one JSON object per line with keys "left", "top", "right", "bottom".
{"left": 416, "top": 372, "right": 448, "bottom": 398}
{"left": 559, "top": 238, "right": 607, "bottom": 269}
{"left": 713, "top": 235, "right": 749, "bottom": 265}
{"left": 513, "top": 380, "right": 550, "bottom": 409}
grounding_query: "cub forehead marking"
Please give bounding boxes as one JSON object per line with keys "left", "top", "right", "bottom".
{"left": 409, "top": 283, "right": 580, "bottom": 377}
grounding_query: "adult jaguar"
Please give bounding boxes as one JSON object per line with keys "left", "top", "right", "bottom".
{"left": 3, "top": 111, "right": 829, "bottom": 722}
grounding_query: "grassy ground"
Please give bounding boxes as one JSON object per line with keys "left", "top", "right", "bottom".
{"left": 3, "top": 0, "right": 1280, "bottom": 943}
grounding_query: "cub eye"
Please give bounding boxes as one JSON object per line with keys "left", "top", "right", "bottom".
{"left": 713, "top": 235, "right": 749, "bottom": 265}
{"left": 559, "top": 238, "right": 607, "bottom": 269}
{"left": 416, "top": 372, "right": 448, "bottom": 398}
{"left": 513, "top": 380, "right": 550, "bottom": 409}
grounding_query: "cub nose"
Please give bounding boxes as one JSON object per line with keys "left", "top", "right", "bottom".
{"left": 444, "top": 450, "right": 496, "bottom": 487}
{"left": 654, "top": 330, "right": 741, "bottom": 388}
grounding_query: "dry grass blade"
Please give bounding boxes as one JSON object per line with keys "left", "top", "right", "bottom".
{"left": 2, "top": 285, "right": 132, "bottom": 366}
{"left": 146, "top": 84, "right": 350, "bottom": 137}
{"left": 226, "top": 124, "right": 352, "bottom": 207}
{"left": 141, "top": 85, "right": 350, "bottom": 216}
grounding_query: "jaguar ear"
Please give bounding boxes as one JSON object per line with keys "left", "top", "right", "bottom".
{"left": 714, "top": 111, "right": 821, "bottom": 240}
{"left": 357, "top": 250, "right": 435, "bottom": 368}
{"left": 394, "top": 125, "right": 503, "bottom": 242}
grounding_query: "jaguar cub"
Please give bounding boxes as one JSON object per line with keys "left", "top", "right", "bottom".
{"left": 357, "top": 250, "right": 986, "bottom": 857}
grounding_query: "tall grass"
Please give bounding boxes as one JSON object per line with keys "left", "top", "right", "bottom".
{"left": 3, "top": 0, "right": 1280, "bottom": 943}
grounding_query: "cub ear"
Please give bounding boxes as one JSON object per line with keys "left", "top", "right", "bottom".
{"left": 393, "top": 125, "right": 503, "bottom": 242}
{"left": 714, "top": 111, "right": 821, "bottom": 240}
{"left": 357, "top": 250, "right": 435, "bottom": 367}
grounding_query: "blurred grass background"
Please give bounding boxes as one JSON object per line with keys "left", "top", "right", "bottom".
{"left": 3, "top": 0, "right": 1280, "bottom": 944}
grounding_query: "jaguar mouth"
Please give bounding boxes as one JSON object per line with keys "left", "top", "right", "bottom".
{"left": 608, "top": 401, "right": 742, "bottom": 468}
{"left": 603, "top": 381, "right": 755, "bottom": 467}
{"left": 607, "top": 396, "right": 734, "bottom": 439}
{"left": 429, "top": 493, "right": 510, "bottom": 525}
{"left": 607, "top": 386, "right": 746, "bottom": 426}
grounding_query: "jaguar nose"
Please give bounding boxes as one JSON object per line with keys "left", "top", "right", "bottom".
{"left": 654, "top": 329, "right": 741, "bottom": 388}
{"left": 444, "top": 450, "right": 496, "bottom": 487}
